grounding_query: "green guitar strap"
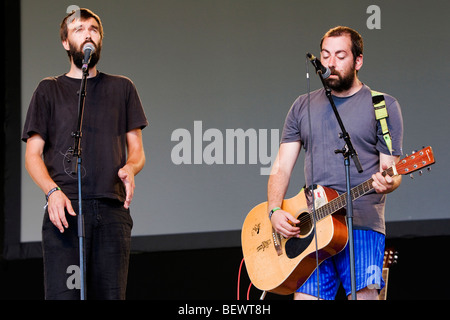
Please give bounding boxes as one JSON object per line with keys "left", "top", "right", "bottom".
{"left": 371, "top": 90, "right": 393, "bottom": 155}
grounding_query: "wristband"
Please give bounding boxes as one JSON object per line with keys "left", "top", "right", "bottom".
{"left": 269, "top": 207, "right": 281, "bottom": 220}
{"left": 46, "top": 187, "right": 61, "bottom": 201}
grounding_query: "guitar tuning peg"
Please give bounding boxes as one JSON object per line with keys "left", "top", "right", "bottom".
{"left": 410, "top": 174, "right": 414, "bottom": 179}
{"left": 419, "top": 170, "right": 423, "bottom": 176}
{"left": 427, "top": 167, "right": 432, "bottom": 172}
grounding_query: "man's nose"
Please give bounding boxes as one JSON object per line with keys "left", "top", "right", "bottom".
{"left": 327, "top": 55, "right": 336, "bottom": 68}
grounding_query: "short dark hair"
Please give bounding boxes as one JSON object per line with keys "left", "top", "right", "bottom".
{"left": 60, "top": 8, "right": 104, "bottom": 42}
{"left": 320, "top": 26, "right": 363, "bottom": 62}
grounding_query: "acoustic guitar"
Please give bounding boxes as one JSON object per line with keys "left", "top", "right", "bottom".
{"left": 241, "top": 146, "right": 434, "bottom": 295}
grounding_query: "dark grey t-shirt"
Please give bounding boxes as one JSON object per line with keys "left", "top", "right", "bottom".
{"left": 22, "top": 72, "right": 148, "bottom": 203}
{"left": 281, "top": 84, "right": 403, "bottom": 234}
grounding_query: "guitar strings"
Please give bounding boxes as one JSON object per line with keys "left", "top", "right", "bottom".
{"left": 291, "top": 175, "right": 381, "bottom": 228}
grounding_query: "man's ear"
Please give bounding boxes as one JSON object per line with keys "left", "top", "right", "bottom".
{"left": 355, "top": 54, "right": 363, "bottom": 71}
{"left": 62, "top": 40, "right": 70, "bottom": 51}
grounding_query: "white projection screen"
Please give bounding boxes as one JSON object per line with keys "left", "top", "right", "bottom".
{"left": 5, "top": 0, "right": 450, "bottom": 258}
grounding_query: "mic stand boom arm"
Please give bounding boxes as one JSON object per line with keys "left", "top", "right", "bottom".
{"left": 313, "top": 64, "right": 363, "bottom": 301}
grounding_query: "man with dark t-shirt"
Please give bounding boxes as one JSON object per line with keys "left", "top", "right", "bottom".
{"left": 267, "top": 26, "right": 403, "bottom": 300}
{"left": 22, "top": 8, "right": 148, "bottom": 299}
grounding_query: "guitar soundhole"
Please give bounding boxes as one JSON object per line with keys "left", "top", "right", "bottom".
{"left": 297, "top": 211, "right": 313, "bottom": 237}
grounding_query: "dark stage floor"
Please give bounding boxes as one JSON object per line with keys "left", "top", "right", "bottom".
{"left": 1, "top": 235, "right": 448, "bottom": 300}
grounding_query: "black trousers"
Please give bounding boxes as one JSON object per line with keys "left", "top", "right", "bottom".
{"left": 42, "top": 198, "right": 133, "bottom": 300}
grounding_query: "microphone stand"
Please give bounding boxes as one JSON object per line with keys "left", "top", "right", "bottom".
{"left": 71, "top": 64, "right": 89, "bottom": 300}
{"left": 309, "top": 56, "right": 363, "bottom": 300}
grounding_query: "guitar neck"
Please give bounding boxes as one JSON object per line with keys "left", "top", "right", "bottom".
{"left": 314, "top": 167, "right": 395, "bottom": 221}
{"left": 378, "top": 268, "right": 389, "bottom": 300}
{"left": 312, "top": 146, "right": 435, "bottom": 222}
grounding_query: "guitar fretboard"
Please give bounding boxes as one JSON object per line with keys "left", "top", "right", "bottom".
{"left": 314, "top": 167, "right": 395, "bottom": 221}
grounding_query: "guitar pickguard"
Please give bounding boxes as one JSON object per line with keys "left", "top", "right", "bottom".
{"left": 285, "top": 229, "right": 315, "bottom": 259}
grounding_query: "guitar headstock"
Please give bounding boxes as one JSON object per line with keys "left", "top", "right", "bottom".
{"left": 395, "top": 146, "right": 435, "bottom": 177}
{"left": 383, "top": 247, "right": 398, "bottom": 269}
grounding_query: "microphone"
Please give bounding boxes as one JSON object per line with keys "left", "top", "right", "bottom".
{"left": 307, "top": 53, "right": 331, "bottom": 79}
{"left": 82, "top": 43, "right": 95, "bottom": 71}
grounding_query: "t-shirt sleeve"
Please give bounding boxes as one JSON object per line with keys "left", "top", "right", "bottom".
{"left": 125, "top": 79, "right": 148, "bottom": 132}
{"left": 281, "top": 98, "right": 302, "bottom": 144}
{"left": 22, "top": 80, "right": 51, "bottom": 142}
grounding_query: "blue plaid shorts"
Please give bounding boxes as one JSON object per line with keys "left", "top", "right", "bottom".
{"left": 296, "top": 229, "right": 385, "bottom": 300}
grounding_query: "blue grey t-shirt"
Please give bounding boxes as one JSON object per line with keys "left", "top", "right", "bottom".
{"left": 281, "top": 84, "right": 403, "bottom": 234}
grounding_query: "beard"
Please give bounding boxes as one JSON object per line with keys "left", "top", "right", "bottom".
{"left": 324, "top": 64, "right": 357, "bottom": 93}
{"left": 68, "top": 40, "right": 101, "bottom": 70}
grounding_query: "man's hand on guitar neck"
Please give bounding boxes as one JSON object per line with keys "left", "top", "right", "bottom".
{"left": 270, "top": 209, "right": 300, "bottom": 239}
{"left": 372, "top": 154, "right": 402, "bottom": 194}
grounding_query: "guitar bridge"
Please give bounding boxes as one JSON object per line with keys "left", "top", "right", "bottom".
{"left": 272, "top": 228, "right": 283, "bottom": 256}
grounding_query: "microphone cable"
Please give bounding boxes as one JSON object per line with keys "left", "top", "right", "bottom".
{"left": 237, "top": 257, "right": 253, "bottom": 300}
{"left": 237, "top": 57, "right": 323, "bottom": 301}
{"left": 305, "top": 54, "right": 321, "bottom": 300}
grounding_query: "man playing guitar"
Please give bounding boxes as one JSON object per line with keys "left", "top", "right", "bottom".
{"left": 268, "top": 26, "right": 403, "bottom": 300}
